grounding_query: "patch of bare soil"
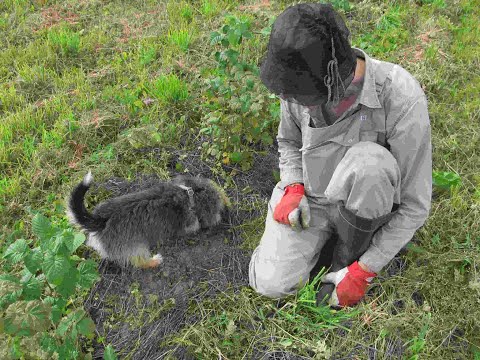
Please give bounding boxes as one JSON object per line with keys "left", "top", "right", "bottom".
{"left": 83, "top": 145, "right": 279, "bottom": 359}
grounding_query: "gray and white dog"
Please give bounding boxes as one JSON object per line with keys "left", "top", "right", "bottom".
{"left": 67, "top": 172, "right": 230, "bottom": 268}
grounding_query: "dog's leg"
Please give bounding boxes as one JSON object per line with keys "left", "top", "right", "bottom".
{"left": 129, "top": 245, "right": 163, "bottom": 269}
{"left": 184, "top": 217, "right": 201, "bottom": 234}
{"left": 131, "top": 253, "right": 163, "bottom": 269}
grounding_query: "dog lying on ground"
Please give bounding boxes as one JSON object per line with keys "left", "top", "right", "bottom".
{"left": 67, "top": 171, "right": 230, "bottom": 268}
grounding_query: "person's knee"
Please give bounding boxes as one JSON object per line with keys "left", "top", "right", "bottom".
{"left": 249, "top": 251, "right": 308, "bottom": 299}
{"left": 348, "top": 141, "right": 399, "bottom": 174}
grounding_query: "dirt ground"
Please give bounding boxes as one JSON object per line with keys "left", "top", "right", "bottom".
{"left": 83, "top": 145, "right": 279, "bottom": 359}
{"left": 83, "top": 144, "right": 414, "bottom": 359}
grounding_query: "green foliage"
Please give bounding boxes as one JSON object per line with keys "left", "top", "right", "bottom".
{"left": 1, "top": 212, "right": 100, "bottom": 359}
{"left": 47, "top": 26, "right": 81, "bottom": 56}
{"left": 200, "top": 0, "right": 217, "bottom": 17}
{"left": 406, "top": 312, "right": 432, "bottom": 359}
{"left": 432, "top": 171, "right": 462, "bottom": 190}
{"left": 275, "top": 268, "right": 360, "bottom": 332}
{"left": 328, "top": 0, "right": 352, "bottom": 12}
{"left": 180, "top": 5, "right": 193, "bottom": 22}
{"left": 168, "top": 28, "right": 193, "bottom": 52}
{"left": 139, "top": 46, "right": 156, "bottom": 66}
{"left": 357, "top": 5, "right": 410, "bottom": 55}
{"left": 104, "top": 344, "right": 118, "bottom": 360}
{"left": 201, "top": 15, "right": 279, "bottom": 170}
{"left": 144, "top": 74, "right": 189, "bottom": 104}
{"left": 114, "top": 85, "right": 144, "bottom": 115}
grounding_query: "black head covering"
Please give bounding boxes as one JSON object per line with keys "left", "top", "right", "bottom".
{"left": 259, "top": 3, "right": 357, "bottom": 106}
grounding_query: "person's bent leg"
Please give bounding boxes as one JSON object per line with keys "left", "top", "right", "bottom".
{"left": 325, "top": 140, "right": 402, "bottom": 266}
{"left": 325, "top": 140, "right": 401, "bottom": 220}
{"left": 249, "top": 181, "right": 334, "bottom": 299}
{"left": 317, "top": 141, "right": 402, "bottom": 305}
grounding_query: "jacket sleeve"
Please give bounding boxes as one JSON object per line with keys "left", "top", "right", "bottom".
{"left": 359, "top": 95, "right": 433, "bottom": 274}
{"left": 277, "top": 99, "right": 304, "bottom": 185}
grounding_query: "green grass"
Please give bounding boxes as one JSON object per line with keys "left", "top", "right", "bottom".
{"left": 1, "top": 0, "right": 479, "bottom": 358}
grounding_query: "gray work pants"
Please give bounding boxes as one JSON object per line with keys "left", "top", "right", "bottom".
{"left": 248, "top": 141, "right": 401, "bottom": 299}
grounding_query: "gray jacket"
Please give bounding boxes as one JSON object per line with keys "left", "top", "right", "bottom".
{"left": 276, "top": 48, "right": 432, "bottom": 273}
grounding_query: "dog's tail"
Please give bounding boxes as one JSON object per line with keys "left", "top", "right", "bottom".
{"left": 66, "top": 171, "right": 106, "bottom": 233}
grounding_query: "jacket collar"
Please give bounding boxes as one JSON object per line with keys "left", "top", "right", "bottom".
{"left": 352, "top": 47, "right": 382, "bottom": 109}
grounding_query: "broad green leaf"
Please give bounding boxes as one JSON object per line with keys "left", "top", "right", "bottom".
{"left": 4, "top": 300, "right": 51, "bottom": 336}
{"left": 56, "top": 313, "right": 78, "bottom": 339}
{"left": 24, "top": 248, "right": 44, "bottom": 274}
{"left": 0, "top": 278, "right": 22, "bottom": 309}
{"left": 69, "top": 233, "right": 86, "bottom": 254}
{"left": 51, "top": 233, "right": 72, "bottom": 256}
{"left": 280, "top": 338, "right": 293, "bottom": 347}
{"left": 42, "top": 253, "right": 71, "bottom": 286}
{"left": 43, "top": 297, "right": 67, "bottom": 325}
{"left": 77, "top": 316, "right": 95, "bottom": 338}
{"left": 2, "top": 238, "right": 28, "bottom": 263}
{"left": 261, "top": 133, "right": 273, "bottom": 146}
{"left": 104, "top": 345, "right": 118, "bottom": 360}
{"left": 40, "top": 333, "right": 59, "bottom": 355}
{"left": 22, "top": 275, "right": 43, "bottom": 300}
{"left": 20, "top": 267, "right": 34, "bottom": 282}
{"left": 272, "top": 169, "right": 281, "bottom": 183}
{"left": 0, "top": 274, "right": 21, "bottom": 283}
{"left": 56, "top": 308, "right": 87, "bottom": 339}
{"left": 220, "top": 38, "right": 229, "bottom": 47}
{"left": 32, "top": 213, "right": 55, "bottom": 241}
{"left": 221, "top": 24, "right": 230, "bottom": 34}
{"left": 432, "top": 171, "right": 461, "bottom": 189}
{"left": 229, "top": 152, "right": 242, "bottom": 163}
{"left": 243, "top": 31, "right": 252, "bottom": 39}
{"left": 56, "top": 266, "right": 79, "bottom": 298}
{"left": 78, "top": 259, "right": 100, "bottom": 289}
{"left": 227, "top": 31, "right": 238, "bottom": 45}
{"left": 50, "top": 305, "right": 63, "bottom": 325}
{"left": 224, "top": 49, "right": 239, "bottom": 63}
{"left": 56, "top": 336, "right": 79, "bottom": 360}
{"left": 209, "top": 31, "right": 222, "bottom": 45}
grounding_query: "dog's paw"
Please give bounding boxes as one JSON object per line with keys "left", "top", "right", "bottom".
{"left": 132, "top": 254, "right": 163, "bottom": 269}
{"left": 151, "top": 253, "right": 163, "bottom": 267}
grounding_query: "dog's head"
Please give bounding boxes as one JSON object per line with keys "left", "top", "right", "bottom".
{"left": 172, "top": 175, "right": 231, "bottom": 215}
{"left": 207, "top": 180, "right": 231, "bottom": 210}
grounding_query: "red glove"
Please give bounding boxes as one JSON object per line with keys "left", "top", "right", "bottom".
{"left": 273, "top": 184, "right": 310, "bottom": 229}
{"left": 322, "top": 261, "right": 377, "bottom": 307}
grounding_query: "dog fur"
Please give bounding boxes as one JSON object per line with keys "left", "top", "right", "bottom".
{"left": 66, "top": 172, "right": 229, "bottom": 268}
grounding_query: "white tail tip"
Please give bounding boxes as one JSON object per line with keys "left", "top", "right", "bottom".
{"left": 83, "top": 171, "right": 93, "bottom": 186}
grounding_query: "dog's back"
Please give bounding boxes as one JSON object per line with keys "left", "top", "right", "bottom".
{"left": 92, "top": 183, "right": 191, "bottom": 245}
